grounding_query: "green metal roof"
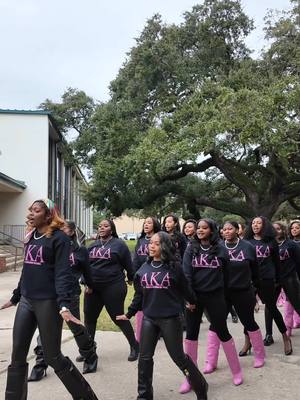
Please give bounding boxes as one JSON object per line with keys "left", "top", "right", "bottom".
{"left": 0, "top": 172, "right": 26, "bottom": 189}
{"left": 0, "top": 109, "right": 51, "bottom": 116}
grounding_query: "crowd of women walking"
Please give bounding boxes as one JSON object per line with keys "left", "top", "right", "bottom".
{"left": 1, "top": 199, "right": 300, "bottom": 400}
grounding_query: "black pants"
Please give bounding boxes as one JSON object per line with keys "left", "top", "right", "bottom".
{"left": 138, "top": 315, "right": 206, "bottom": 399}
{"left": 84, "top": 280, "right": 136, "bottom": 346}
{"left": 11, "top": 296, "right": 69, "bottom": 370}
{"left": 258, "top": 280, "right": 287, "bottom": 335}
{"left": 265, "top": 273, "right": 300, "bottom": 335}
{"left": 225, "top": 287, "right": 259, "bottom": 332}
{"left": 186, "top": 288, "right": 231, "bottom": 342}
{"left": 33, "top": 295, "right": 95, "bottom": 367}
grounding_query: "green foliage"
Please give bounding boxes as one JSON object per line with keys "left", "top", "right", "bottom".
{"left": 40, "top": 0, "right": 300, "bottom": 221}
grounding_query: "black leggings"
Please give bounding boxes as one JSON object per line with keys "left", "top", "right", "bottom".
{"left": 11, "top": 296, "right": 69, "bottom": 371}
{"left": 186, "top": 288, "right": 231, "bottom": 342}
{"left": 225, "top": 287, "right": 259, "bottom": 332}
{"left": 258, "top": 280, "right": 287, "bottom": 335}
{"left": 84, "top": 280, "right": 136, "bottom": 346}
{"left": 265, "top": 273, "right": 300, "bottom": 335}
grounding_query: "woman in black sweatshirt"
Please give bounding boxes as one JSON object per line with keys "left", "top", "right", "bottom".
{"left": 242, "top": 217, "right": 292, "bottom": 355}
{"left": 220, "top": 221, "right": 265, "bottom": 368}
{"left": 117, "top": 231, "right": 208, "bottom": 400}
{"left": 162, "top": 214, "right": 187, "bottom": 263}
{"left": 1, "top": 199, "right": 98, "bottom": 400}
{"left": 267, "top": 222, "right": 300, "bottom": 340}
{"left": 26, "top": 220, "right": 97, "bottom": 381}
{"left": 132, "top": 216, "right": 161, "bottom": 343}
{"left": 84, "top": 219, "right": 139, "bottom": 361}
{"left": 182, "top": 218, "right": 243, "bottom": 390}
{"left": 288, "top": 220, "right": 300, "bottom": 329}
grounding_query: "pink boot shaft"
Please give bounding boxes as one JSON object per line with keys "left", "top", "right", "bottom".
{"left": 221, "top": 338, "right": 243, "bottom": 386}
{"left": 248, "top": 329, "right": 265, "bottom": 368}
{"left": 179, "top": 339, "right": 198, "bottom": 394}
{"left": 203, "top": 330, "right": 220, "bottom": 374}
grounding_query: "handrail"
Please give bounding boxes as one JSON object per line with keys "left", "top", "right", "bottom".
{"left": 0, "top": 231, "right": 24, "bottom": 271}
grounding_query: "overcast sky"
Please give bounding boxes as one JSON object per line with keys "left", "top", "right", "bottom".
{"left": 0, "top": 0, "right": 292, "bottom": 110}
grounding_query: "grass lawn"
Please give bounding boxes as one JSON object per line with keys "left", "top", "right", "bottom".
{"left": 70, "top": 239, "right": 138, "bottom": 332}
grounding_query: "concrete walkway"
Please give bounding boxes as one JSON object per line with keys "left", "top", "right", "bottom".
{"left": 1, "top": 270, "right": 300, "bottom": 399}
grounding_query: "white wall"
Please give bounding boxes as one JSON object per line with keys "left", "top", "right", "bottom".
{"left": 0, "top": 113, "right": 49, "bottom": 226}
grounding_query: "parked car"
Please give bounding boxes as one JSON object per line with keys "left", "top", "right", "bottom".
{"left": 126, "top": 232, "right": 137, "bottom": 240}
{"left": 119, "top": 233, "right": 128, "bottom": 240}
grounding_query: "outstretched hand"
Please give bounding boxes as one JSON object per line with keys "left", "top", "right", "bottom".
{"left": 0, "top": 301, "right": 14, "bottom": 310}
{"left": 116, "top": 314, "right": 129, "bottom": 321}
{"left": 61, "top": 310, "right": 84, "bottom": 325}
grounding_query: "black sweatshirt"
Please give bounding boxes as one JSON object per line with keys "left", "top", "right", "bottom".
{"left": 126, "top": 260, "right": 196, "bottom": 319}
{"left": 247, "top": 239, "right": 280, "bottom": 282}
{"left": 183, "top": 241, "right": 229, "bottom": 293}
{"left": 278, "top": 239, "right": 300, "bottom": 282}
{"left": 223, "top": 239, "right": 259, "bottom": 290}
{"left": 16, "top": 229, "right": 72, "bottom": 308}
{"left": 169, "top": 232, "right": 188, "bottom": 263}
{"left": 132, "top": 237, "right": 150, "bottom": 272}
{"left": 293, "top": 240, "right": 300, "bottom": 279}
{"left": 69, "top": 243, "right": 93, "bottom": 296}
{"left": 88, "top": 237, "right": 134, "bottom": 285}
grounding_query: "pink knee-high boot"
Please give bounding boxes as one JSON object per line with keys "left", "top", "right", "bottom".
{"left": 203, "top": 330, "right": 220, "bottom": 374}
{"left": 248, "top": 329, "right": 265, "bottom": 368}
{"left": 221, "top": 338, "right": 243, "bottom": 386}
{"left": 179, "top": 339, "right": 198, "bottom": 394}
{"left": 284, "top": 301, "right": 294, "bottom": 336}
{"left": 135, "top": 311, "right": 144, "bottom": 343}
{"left": 293, "top": 310, "right": 300, "bottom": 329}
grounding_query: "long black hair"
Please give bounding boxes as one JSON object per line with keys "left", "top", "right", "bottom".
{"left": 182, "top": 219, "right": 197, "bottom": 239}
{"left": 192, "top": 218, "right": 221, "bottom": 259}
{"left": 289, "top": 220, "right": 300, "bottom": 239}
{"left": 148, "top": 231, "right": 177, "bottom": 267}
{"left": 99, "top": 219, "right": 118, "bottom": 238}
{"left": 140, "top": 217, "right": 161, "bottom": 238}
{"left": 65, "top": 220, "right": 80, "bottom": 249}
{"left": 162, "top": 214, "right": 181, "bottom": 233}
{"left": 244, "top": 216, "right": 276, "bottom": 242}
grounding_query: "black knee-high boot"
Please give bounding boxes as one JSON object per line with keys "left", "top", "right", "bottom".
{"left": 55, "top": 357, "right": 98, "bottom": 400}
{"left": 28, "top": 340, "right": 48, "bottom": 382}
{"left": 183, "top": 356, "right": 208, "bottom": 400}
{"left": 117, "top": 319, "right": 139, "bottom": 361}
{"left": 137, "top": 358, "right": 153, "bottom": 400}
{"left": 5, "top": 363, "right": 28, "bottom": 400}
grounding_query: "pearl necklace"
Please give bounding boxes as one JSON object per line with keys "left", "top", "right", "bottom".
{"left": 33, "top": 231, "right": 46, "bottom": 240}
{"left": 99, "top": 236, "right": 113, "bottom": 249}
{"left": 225, "top": 238, "right": 240, "bottom": 250}
{"left": 199, "top": 243, "right": 211, "bottom": 251}
{"left": 151, "top": 261, "right": 163, "bottom": 269}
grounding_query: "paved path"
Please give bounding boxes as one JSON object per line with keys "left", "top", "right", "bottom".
{"left": 1, "top": 270, "right": 300, "bottom": 399}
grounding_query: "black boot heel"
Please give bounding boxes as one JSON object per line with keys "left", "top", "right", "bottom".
{"left": 239, "top": 344, "right": 252, "bottom": 357}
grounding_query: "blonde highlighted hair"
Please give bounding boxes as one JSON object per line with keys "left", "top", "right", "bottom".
{"left": 29, "top": 199, "right": 65, "bottom": 238}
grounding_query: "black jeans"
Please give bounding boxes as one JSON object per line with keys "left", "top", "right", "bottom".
{"left": 225, "top": 287, "right": 259, "bottom": 332}
{"left": 11, "top": 296, "right": 69, "bottom": 370}
{"left": 84, "top": 280, "right": 136, "bottom": 346}
{"left": 138, "top": 315, "right": 206, "bottom": 400}
{"left": 186, "top": 288, "right": 231, "bottom": 342}
{"left": 265, "top": 272, "right": 300, "bottom": 335}
{"left": 258, "top": 280, "right": 287, "bottom": 335}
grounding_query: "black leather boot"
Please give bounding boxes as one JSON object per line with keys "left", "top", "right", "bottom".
{"left": 55, "top": 357, "right": 99, "bottom": 399}
{"left": 182, "top": 356, "right": 208, "bottom": 400}
{"left": 83, "top": 354, "right": 98, "bottom": 374}
{"left": 137, "top": 358, "right": 153, "bottom": 400}
{"left": 128, "top": 341, "right": 139, "bottom": 361}
{"left": 28, "top": 364, "right": 47, "bottom": 382}
{"left": 5, "top": 363, "right": 28, "bottom": 400}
